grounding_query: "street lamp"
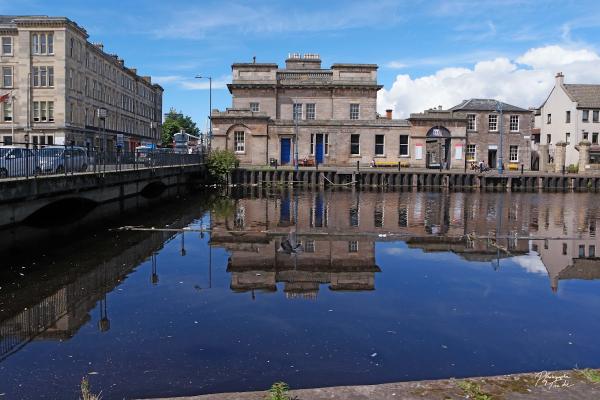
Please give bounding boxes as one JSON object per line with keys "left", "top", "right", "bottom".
{"left": 195, "top": 75, "right": 212, "bottom": 153}
{"left": 496, "top": 101, "right": 504, "bottom": 174}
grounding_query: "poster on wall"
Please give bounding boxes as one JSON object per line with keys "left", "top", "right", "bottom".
{"left": 415, "top": 144, "right": 423, "bottom": 160}
{"left": 455, "top": 144, "right": 463, "bottom": 160}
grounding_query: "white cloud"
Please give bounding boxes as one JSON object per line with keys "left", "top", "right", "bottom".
{"left": 152, "top": 75, "right": 230, "bottom": 90}
{"left": 378, "top": 45, "right": 600, "bottom": 118}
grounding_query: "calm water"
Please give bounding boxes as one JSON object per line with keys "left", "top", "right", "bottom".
{"left": 1, "top": 189, "right": 600, "bottom": 399}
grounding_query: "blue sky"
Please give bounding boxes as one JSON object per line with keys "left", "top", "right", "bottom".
{"left": 3, "top": 0, "right": 600, "bottom": 128}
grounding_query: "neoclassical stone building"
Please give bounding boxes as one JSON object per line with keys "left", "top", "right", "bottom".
{"left": 0, "top": 16, "right": 163, "bottom": 150}
{"left": 212, "top": 54, "right": 410, "bottom": 166}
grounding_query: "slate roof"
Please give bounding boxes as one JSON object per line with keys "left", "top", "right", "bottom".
{"left": 449, "top": 98, "right": 529, "bottom": 113}
{"left": 563, "top": 84, "right": 600, "bottom": 108}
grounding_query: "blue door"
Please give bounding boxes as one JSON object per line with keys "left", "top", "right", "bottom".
{"left": 280, "top": 138, "right": 291, "bottom": 165}
{"left": 315, "top": 134, "right": 324, "bottom": 164}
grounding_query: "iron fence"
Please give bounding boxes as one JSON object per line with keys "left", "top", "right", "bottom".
{"left": 0, "top": 142, "right": 204, "bottom": 180}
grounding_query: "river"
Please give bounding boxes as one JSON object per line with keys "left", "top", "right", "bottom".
{"left": 1, "top": 189, "right": 600, "bottom": 399}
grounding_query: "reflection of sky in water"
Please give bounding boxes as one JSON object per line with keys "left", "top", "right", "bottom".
{"left": 1, "top": 191, "right": 600, "bottom": 399}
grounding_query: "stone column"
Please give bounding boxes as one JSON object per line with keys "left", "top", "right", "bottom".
{"left": 538, "top": 144, "right": 550, "bottom": 172}
{"left": 554, "top": 142, "right": 567, "bottom": 173}
{"left": 578, "top": 140, "right": 591, "bottom": 174}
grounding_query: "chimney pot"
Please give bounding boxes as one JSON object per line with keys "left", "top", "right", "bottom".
{"left": 556, "top": 72, "right": 564, "bottom": 85}
{"left": 385, "top": 109, "right": 393, "bottom": 120}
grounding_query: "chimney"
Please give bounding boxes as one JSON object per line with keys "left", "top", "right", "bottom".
{"left": 556, "top": 72, "right": 564, "bottom": 86}
{"left": 438, "top": 105, "right": 443, "bottom": 110}
{"left": 385, "top": 109, "right": 393, "bottom": 120}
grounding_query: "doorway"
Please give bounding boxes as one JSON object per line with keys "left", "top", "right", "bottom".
{"left": 488, "top": 149, "right": 497, "bottom": 169}
{"left": 315, "top": 134, "right": 324, "bottom": 164}
{"left": 280, "top": 138, "right": 291, "bottom": 165}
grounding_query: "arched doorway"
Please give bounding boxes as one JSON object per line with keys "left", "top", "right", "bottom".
{"left": 425, "top": 126, "right": 451, "bottom": 169}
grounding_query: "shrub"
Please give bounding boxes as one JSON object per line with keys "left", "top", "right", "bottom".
{"left": 266, "top": 382, "right": 292, "bottom": 400}
{"left": 207, "top": 149, "right": 238, "bottom": 183}
{"left": 567, "top": 164, "right": 579, "bottom": 173}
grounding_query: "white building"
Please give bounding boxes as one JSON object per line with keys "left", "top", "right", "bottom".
{"left": 538, "top": 73, "right": 600, "bottom": 166}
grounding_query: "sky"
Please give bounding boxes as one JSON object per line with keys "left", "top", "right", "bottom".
{"left": 3, "top": 0, "right": 600, "bottom": 131}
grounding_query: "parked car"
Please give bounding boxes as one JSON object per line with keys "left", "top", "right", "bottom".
{"left": 135, "top": 146, "right": 153, "bottom": 165}
{"left": 37, "top": 146, "right": 89, "bottom": 174}
{"left": 0, "top": 146, "right": 38, "bottom": 178}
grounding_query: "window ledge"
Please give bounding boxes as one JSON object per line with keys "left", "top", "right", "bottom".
{"left": 349, "top": 155, "right": 361, "bottom": 158}
{"left": 398, "top": 155, "right": 410, "bottom": 158}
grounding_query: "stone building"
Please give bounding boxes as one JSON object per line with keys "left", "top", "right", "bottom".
{"left": 0, "top": 16, "right": 163, "bottom": 150}
{"left": 211, "top": 53, "right": 410, "bottom": 166}
{"left": 537, "top": 72, "right": 600, "bottom": 168}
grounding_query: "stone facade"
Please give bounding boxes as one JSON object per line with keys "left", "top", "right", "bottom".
{"left": 212, "top": 54, "right": 410, "bottom": 166}
{"left": 0, "top": 16, "right": 163, "bottom": 150}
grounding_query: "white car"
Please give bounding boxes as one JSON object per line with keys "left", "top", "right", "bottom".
{"left": 37, "top": 146, "right": 89, "bottom": 174}
{"left": 0, "top": 146, "right": 38, "bottom": 178}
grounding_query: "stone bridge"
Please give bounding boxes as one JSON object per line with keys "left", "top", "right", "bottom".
{"left": 0, "top": 163, "right": 206, "bottom": 227}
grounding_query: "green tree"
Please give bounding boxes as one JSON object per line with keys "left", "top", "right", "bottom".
{"left": 207, "top": 149, "right": 239, "bottom": 183}
{"left": 162, "top": 108, "right": 200, "bottom": 146}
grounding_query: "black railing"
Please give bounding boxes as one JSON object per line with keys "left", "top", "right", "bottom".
{"left": 0, "top": 142, "right": 204, "bottom": 180}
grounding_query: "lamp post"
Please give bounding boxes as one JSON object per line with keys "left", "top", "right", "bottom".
{"left": 195, "top": 75, "right": 212, "bottom": 154}
{"left": 496, "top": 101, "right": 504, "bottom": 174}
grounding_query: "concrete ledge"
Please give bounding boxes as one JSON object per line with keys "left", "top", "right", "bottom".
{"left": 145, "top": 369, "right": 600, "bottom": 400}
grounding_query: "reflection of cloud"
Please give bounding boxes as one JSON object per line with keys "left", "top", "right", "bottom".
{"left": 383, "top": 247, "right": 406, "bottom": 256}
{"left": 512, "top": 251, "right": 547, "bottom": 274}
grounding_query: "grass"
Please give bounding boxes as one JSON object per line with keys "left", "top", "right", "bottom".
{"left": 457, "top": 380, "right": 493, "bottom": 400}
{"left": 80, "top": 377, "right": 101, "bottom": 400}
{"left": 579, "top": 369, "right": 600, "bottom": 384}
{"left": 266, "top": 382, "right": 295, "bottom": 400}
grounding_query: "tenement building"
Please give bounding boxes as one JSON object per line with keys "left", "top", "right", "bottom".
{"left": 0, "top": 16, "right": 163, "bottom": 150}
{"left": 211, "top": 53, "right": 410, "bottom": 166}
{"left": 537, "top": 72, "right": 600, "bottom": 168}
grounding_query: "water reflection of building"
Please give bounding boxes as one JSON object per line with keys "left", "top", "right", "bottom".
{"left": 218, "top": 189, "right": 600, "bottom": 293}
{"left": 0, "top": 196, "right": 206, "bottom": 361}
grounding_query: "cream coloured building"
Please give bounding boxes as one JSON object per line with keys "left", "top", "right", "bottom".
{"left": 0, "top": 16, "right": 163, "bottom": 150}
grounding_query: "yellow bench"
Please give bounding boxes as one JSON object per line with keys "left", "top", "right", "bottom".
{"left": 373, "top": 161, "right": 410, "bottom": 168}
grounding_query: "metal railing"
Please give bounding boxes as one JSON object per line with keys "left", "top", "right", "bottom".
{"left": 0, "top": 142, "right": 204, "bottom": 180}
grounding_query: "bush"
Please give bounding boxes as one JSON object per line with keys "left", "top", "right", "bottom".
{"left": 207, "top": 149, "right": 238, "bottom": 183}
{"left": 567, "top": 164, "right": 579, "bottom": 173}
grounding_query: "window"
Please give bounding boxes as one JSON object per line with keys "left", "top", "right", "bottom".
{"left": 350, "top": 103, "right": 359, "bottom": 120}
{"left": 583, "top": 110, "right": 589, "bottom": 122}
{"left": 579, "top": 244, "right": 585, "bottom": 257}
{"left": 593, "top": 133, "right": 599, "bottom": 144}
{"left": 348, "top": 241, "right": 359, "bottom": 253}
{"left": 2, "top": 67, "right": 12, "bottom": 88}
{"left": 249, "top": 102, "right": 259, "bottom": 112}
{"left": 583, "top": 132, "right": 589, "bottom": 141}
{"left": 234, "top": 131, "right": 245, "bottom": 152}
{"left": 566, "top": 110, "right": 571, "bottom": 123}
{"left": 374, "top": 203, "right": 384, "bottom": 227}
{"left": 375, "top": 134, "right": 385, "bottom": 155}
{"left": 547, "top": 113, "right": 551, "bottom": 124}
{"left": 488, "top": 114, "right": 498, "bottom": 131}
{"left": 509, "top": 115, "right": 519, "bottom": 131}
{"left": 1, "top": 37, "right": 12, "bottom": 55}
{"left": 547, "top": 134, "right": 551, "bottom": 144}
{"left": 562, "top": 243, "right": 568, "bottom": 255}
{"left": 32, "top": 66, "right": 54, "bottom": 87}
{"left": 467, "top": 114, "right": 476, "bottom": 131}
{"left": 69, "top": 69, "right": 74, "bottom": 89}
{"left": 292, "top": 103, "right": 302, "bottom": 120}
{"left": 466, "top": 144, "right": 476, "bottom": 161}
{"left": 590, "top": 245, "right": 596, "bottom": 258}
{"left": 310, "top": 133, "right": 314, "bottom": 155}
{"left": 324, "top": 133, "right": 329, "bottom": 155}
{"left": 305, "top": 240, "right": 315, "bottom": 253}
{"left": 349, "top": 205, "right": 359, "bottom": 227}
{"left": 566, "top": 133, "right": 570, "bottom": 144}
{"left": 3, "top": 102, "right": 12, "bottom": 122}
{"left": 398, "top": 207, "right": 408, "bottom": 227}
{"left": 350, "top": 134, "right": 360, "bottom": 155}
{"left": 32, "top": 101, "right": 54, "bottom": 122}
{"left": 399, "top": 134, "right": 409, "bottom": 156}
{"left": 2, "top": 136, "right": 12, "bottom": 145}
{"left": 594, "top": 110, "right": 599, "bottom": 123}
{"left": 32, "top": 33, "right": 54, "bottom": 55}
{"left": 509, "top": 145, "right": 518, "bottom": 162}
{"left": 306, "top": 103, "right": 315, "bottom": 120}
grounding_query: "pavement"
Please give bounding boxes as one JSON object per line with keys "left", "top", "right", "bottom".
{"left": 145, "top": 369, "right": 600, "bottom": 399}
